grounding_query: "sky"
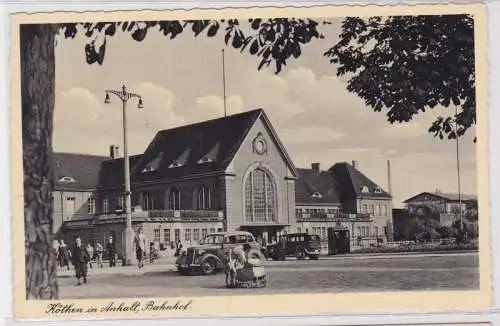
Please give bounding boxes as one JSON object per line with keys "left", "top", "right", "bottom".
{"left": 52, "top": 19, "right": 478, "bottom": 208}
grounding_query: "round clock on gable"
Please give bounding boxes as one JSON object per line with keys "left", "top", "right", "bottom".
{"left": 253, "top": 135, "right": 267, "bottom": 155}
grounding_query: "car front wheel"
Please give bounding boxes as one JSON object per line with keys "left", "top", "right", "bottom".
{"left": 308, "top": 254, "right": 319, "bottom": 260}
{"left": 201, "top": 258, "right": 217, "bottom": 275}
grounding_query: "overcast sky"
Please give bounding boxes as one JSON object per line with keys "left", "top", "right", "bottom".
{"left": 52, "top": 19, "right": 477, "bottom": 208}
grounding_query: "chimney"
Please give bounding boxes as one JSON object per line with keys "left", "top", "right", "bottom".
{"left": 387, "top": 160, "right": 392, "bottom": 195}
{"left": 311, "top": 163, "right": 320, "bottom": 174}
{"left": 351, "top": 160, "right": 359, "bottom": 169}
{"left": 109, "top": 145, "right": 120, "bottom": 159}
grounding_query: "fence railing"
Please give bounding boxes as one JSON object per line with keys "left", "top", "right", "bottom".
{"left": 296, "top": 211, "right": 371, "bottom": 222}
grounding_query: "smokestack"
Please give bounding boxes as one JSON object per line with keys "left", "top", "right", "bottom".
{"left": 387, "top": 160, "right": 392, "bottom": 195}
{"left": 351, "top": 160, "right": 359, "bottom": 169}
{"left": 109, "top": 145, "right": 119, "bottom": 159}
{"left": 311, "top": 163, "right": 320, "bottom": 174}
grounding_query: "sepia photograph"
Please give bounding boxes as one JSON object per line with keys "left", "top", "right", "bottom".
{"left": 10, "top": 3, "right": 491, "bottom": 319}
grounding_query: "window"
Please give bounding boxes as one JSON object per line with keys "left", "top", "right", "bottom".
{"left": 103, "top": 198, "right": 109, "bottom": 213}
{"left": 193, "top": 229, "right": 200, "bottom": 242}
{"left": 297, "top": 227, "right": 302, "bottom": 233}
{"left": 311, "top": 192, "right": 322, "bottom": 198}
{"left": 361, "top": 204, "right": 368, "bottom": 213}
{"left": 244, "top": 168, "right": 276, "bottom": 222}
{"left": 164, "top": 229, "right": 170, "bottom": 245}
{"left": 369, "top": 204, "right": 375, "bottom": 214}
{"left": 375, "top": 227, "right": 379, "bottom": 236}
{"left": 174, "top": 229, "right": 180, "bottom": 243}
{"left": 217, "top": 228, "right": 223, "bottom": 232}
{"left": 361, "top": 185, "right": 370, "bottom": 193}
{"left": 184, "top": 229, "right": 191, "bottom": 242}
{"left": 142, "top": 152, "right": 163, "bottom": 173}
{"left": 154, "top": 228, "right": 160, "bottom": 242}
{"left": 201, "top": 228, "right": 208, "bottom": 239}
{"left": 197, "top": 186, "right": 211, "bottom": 209}
{"left": 374, "top": 205, "right": 380, "bottom": 216}
{"left": 380, "top": 205, "right": 387, "bottom": 216}
{"left": 357, "top": 226, "right": 361, "bottom": 236}
{"left": 142, "top": 192, "right": 154, "bottom": 210}
{"left": 168, "top": 188, "right": 181, "bottom": 210}
{"left": 64, "top": 196, "right": 75, "bottom": 219}
{"left": 118, "top": 195, "right": 125, "bottom": 210}
{"left": 87, "top": 197, "right": 96, "bottom": 214}
{"left": 374, "top": 187, "right": 382, "bottom": 194}
{"left": 209, "top": 228, "right": 216, "bottom": 234}
{"left": 59, "top": 176, "right": 76, "bottom": 182}
{"left": 322, "top": 227, "right": 327, "bottom": 239}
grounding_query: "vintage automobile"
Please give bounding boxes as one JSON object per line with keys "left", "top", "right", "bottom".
{"left": 265, "top": 233, "right": 322, "bottom": 260}
{"left": 175, "top": 231, "right": 264, "bottom": 276}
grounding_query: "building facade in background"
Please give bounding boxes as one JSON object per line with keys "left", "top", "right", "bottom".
{"left": 54, "top": 109, "right": 394, "bottom": 255}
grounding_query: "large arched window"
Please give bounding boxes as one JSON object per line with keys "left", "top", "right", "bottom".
{"left": 142, "top": 192, "right": 154, "bottom": 210}
{"left": 168, "top": 188, "right": 181, "bottom": 210}
{"left": 103, "top": 198, "right": 109, "bottom": 213}
{"left": 244, "top": 168, "right": 276, "bottom": 222}
{"left": 197, "top": 186, "right": 211, "bottom": 209}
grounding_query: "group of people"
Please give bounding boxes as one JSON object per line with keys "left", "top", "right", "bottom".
{"left": 54, "top": 228, "right": 187, "bottom": 286}
{"left": 53, "top": 235, "right": 119, "bottom": 285}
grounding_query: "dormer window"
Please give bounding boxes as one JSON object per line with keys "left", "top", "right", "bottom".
{"left": 198, "top": 142, "right": 220, "bottom": 164}
{"left": 311, "top": 192, "right": 322, "bottom": 199}
{"left": 374, "top": 187, "right": 382, "bottom": 194}
{"left": 169, "top": 148, "right": 190, "bottom": 168}
{"left": 142, "top": 152, "right": 163, "bottom": 173}
{"left": 197, "top": 157, "right": 213, "bottom": 164}
{"left": 361, "top": 185, "right": 370, "bottom": 193}
{"left": 58, "top": 176, "right": 76, "bottom": 182}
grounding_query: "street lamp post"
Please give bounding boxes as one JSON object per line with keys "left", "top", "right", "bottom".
{"left": 104, "top": 84, "right": 144, "bottom": 266}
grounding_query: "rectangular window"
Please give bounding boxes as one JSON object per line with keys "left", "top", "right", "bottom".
{"left": 375, "top": 227, "right": 379, "bottom": 236}
{"left": 369, "top": 204, "right": 375, "bottom": 214}
{"left": 184, "top": 229, "right": 191, "bottom": 242}
{"left": 217, "top": 228, "right": 223, "bottom": 232}
{"left": 209, "top": 228, "right": 216, "bottom": 234}
{"left": 163, "top": 229, "right": 170, "bottom": 245}
{"left": 174, "top": 228, "right": 180, "bottom": 243}
{"left": 65, "top": 197, "right": 75, "bottom": 219}
{"left": 297, "top": 227, "right": 302, "bottom": 233}
{"left": 322, "top": 227, "right": 327, "bottom": 239}
{"left": 201, "top": 228, "right": 208, "bottom": 239}
{"left": 87, "top": 197, "right": 95, "bottom": 214}
{"left": 361, "top": 204, "right": 367, "bottom": 213}
{"left": 154, "top": 228, "right": 160, "bottom": 242}
{"left": 357, "top": 226, "right": 361, "bottom": 236}
{"left": 103, "top": 198, "right": 109, "bottom": 213}
{"left": 193, "top": 229, "right": 200, "bottom": 242}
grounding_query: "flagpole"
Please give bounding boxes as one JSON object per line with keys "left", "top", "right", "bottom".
{"left": 222, "top": 49, "right": 227, "bottom": 117}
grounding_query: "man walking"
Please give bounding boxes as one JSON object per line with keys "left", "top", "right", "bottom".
{"left": 133, "top": 227, "right": 147, "bottom": 269}
{"left": 71, "top": 235, "right": 91, "bottom": 286}
{"left": 106, "top": 236, "right": 117, "bottom": 267}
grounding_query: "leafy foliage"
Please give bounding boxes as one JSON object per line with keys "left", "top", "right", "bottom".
{"left": 324, "top": 15, "right": 476, "bottom": 141}
{"left": 59, "top": 18, "right": 324, "bottom": 74}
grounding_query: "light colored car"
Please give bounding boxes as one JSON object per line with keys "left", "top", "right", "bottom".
{"left": 175, "top": 231, "right": 264, "bottom": 275}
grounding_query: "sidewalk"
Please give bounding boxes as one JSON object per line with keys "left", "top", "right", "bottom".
{"left": 57, "top": 256, "right": 178, "bottom": 277}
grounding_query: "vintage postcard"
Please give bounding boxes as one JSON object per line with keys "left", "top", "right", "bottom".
{"left": 10, "top": 3, "right": 491, "bottom": 320}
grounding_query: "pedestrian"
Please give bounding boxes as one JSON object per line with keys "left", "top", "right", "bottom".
{"left": 175, "top": 239, "right": 183, "bottom": 257}
{"left": 52, "top": 239, "right": 60, "bottom": 260}
{"left": 106, "top": 236, "right": 117, "bottom": 267}
{"left": 86, "top": 243, "right": 94, "bottom": 268}
{"left": 71, "top": 235, "right": 91, "bottom": 286}
{"left": 133, "top": 227, "right": 147, "bottom": 269}
{"left": 170, "top": 241, "right": 175, "bottom": 250}
{"left": 95, "top": 240, "right": 103, "bottom": 268}
{"left": 58, "top": 240, "right": 71, "bottom": 271}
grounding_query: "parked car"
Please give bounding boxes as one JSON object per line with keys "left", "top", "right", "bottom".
{"left": 175, "top": 231, "right": 264, "bottom": 275}
{"left": 265, "top": 233, "right": 321, "bottom": 260}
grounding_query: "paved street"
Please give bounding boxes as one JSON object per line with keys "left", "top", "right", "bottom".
{"left": 58, "top": 252, "right": 479, "bottom": 299}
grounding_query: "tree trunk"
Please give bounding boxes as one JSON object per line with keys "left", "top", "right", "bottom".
{"left": 21, "top": 24, "right": 59, "bottom": 299}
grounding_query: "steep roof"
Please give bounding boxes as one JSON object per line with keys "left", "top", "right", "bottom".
{"left": 330, "top": 162, "right": 391, "bottom": 199}
{"left": 96, "top": 108, "right": 297, "bottom": 188}
{"left": 128, "top": 109, "right": 263, "bottom": 183}
{"left": 98, "top": 154, "right": 143, "bottom": 189}
{"left": 403, "top": 192, "right": 477, "bottom": 203}
{"left": 295, "top": 168, "right": 341, "bottom": 205}
{"left": 52, "top": 153, "right": 109, "bottom": 191}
